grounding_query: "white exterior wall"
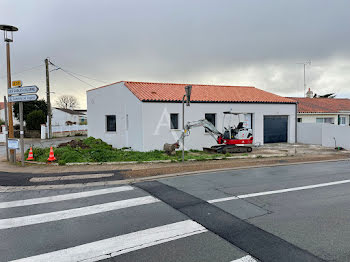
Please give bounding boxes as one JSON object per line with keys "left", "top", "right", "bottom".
{"left": 297, "top": 123, "right": 322, "bottom": 145}
{"left": 0, "top": 109, "right": 20, "bottom": 125}
{"left": 142, "top": 102, "right": 296, "bottom": 151}
{"left": 87, "top": 82, "right": 143, "bottom": 151}
{"left": 51, "top": 109, "right": 80, "bottom": 126}
{"left": 298, "top": 113, "right": 350, "bottom": 125}
{"left": 298, "top": 122, "right": 350, "bottom": 149}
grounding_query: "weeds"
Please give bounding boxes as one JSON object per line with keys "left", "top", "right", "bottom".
{"left": 26, "top": 137, "right": 241, "bottom": 163}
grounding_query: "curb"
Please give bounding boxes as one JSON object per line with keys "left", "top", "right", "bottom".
{"left": 23, "top": 153, "right": 290, "bottom": 166}
{"left": 1, "top": 157, "right": 349, "bottom": 192}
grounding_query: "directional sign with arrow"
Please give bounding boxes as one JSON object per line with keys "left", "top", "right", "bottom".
{"left": 8, "top": 85, "right": 39, "bottom": 95}
{"left": 8, "top": 94, "right": 38, "bottom": 103}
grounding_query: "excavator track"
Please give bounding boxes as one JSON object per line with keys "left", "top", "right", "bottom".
{"left": 203, "top": 145, "right": 252, "bottom": 154}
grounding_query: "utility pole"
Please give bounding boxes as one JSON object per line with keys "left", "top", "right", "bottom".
{"left": 303, "top": 64, "right": 306, "bottom": 97}
{"left": 1, "top": 25, "right": 18, "bottom": 163}
{"left": 297, "top": 61, "right": 311, "bottom": 97}
{"left": 45, "top": 58, "right": 52, "bottom": 139}
{"left": 182, "top": 85, "right": 192, "bottom": 163}
{"left": 182, "top": 94, "right": 186, "bottom": 163}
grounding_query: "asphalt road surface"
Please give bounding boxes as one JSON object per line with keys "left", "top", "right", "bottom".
{"left": 1, "top": 160, "right": 350, "bottom": 261}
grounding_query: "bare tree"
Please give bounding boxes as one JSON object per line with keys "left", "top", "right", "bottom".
{"left": 56, "top": 95, "right": 79, "bottom": 109}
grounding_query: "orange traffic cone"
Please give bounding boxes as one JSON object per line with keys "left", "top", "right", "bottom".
{"left": 27, "top": 147, "right": 34, "bottom": 161}
{"left": 47, "top": 147, "right": 56, "bottom": 161}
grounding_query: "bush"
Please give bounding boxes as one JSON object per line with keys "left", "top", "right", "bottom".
{"left": 26, "top": 110, "right": 46, "bottom": 130}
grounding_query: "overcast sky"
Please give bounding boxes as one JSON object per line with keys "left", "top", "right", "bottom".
{"left": 1, "top": 0, "right": 350, "bottom": 108}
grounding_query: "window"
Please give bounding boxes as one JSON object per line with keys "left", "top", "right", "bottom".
{"left": 170, "top": 114, "right": 179, "bottom": 129}
{"left": 205, "top": 114, "right": 216, "bottom": 132}
{"left": 316, "top": 117, "right": 334, "bottom": 124}
{"left": 297, "top": 118, "right": 302, "bottom": 123}
{"left": 339, "top": 116, "right": 346, "bottom": 125}
{"left": 106, "top": 115, "right": 116, "bottom": 132}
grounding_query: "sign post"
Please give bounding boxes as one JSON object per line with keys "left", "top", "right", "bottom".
{"left": 19, "top": 101, "right": 24, "bottom": 166}
{"left": 7, "top": 81, "right": 39, "bottom": 166}
{"left": 3, "top": 97, "right": 9, "bottom": 161}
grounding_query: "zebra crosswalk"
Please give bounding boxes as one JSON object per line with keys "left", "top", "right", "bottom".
{"left": 0, "top": 184, "right": 256, "bottom": 262}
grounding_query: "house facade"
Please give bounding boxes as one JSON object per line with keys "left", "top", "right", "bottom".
{"left": 293, "top": 97, "right": 350, "bottom": 126}
{"left": 87, "top": 81, "right": 297, "bottom": 151}
{"left": 52, "top": 108, "right": 87, "bottom": 126}
{"left": 0, "top": 102, "right": 19, "bottom": 125}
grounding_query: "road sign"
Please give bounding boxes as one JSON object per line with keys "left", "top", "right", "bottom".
{"left": 8, "top": 94, "right": 38, "bottom": 103}
{"left": 12, "top": 80, "right": 22, "bottom": 87}
{"left": 8, "top": 85, "right": 39, "bottom": 95}
{"left": 8, "top": 139, "right": 19, "bottom": 149}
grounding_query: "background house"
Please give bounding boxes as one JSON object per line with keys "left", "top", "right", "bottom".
{"left": 0, "top": 102, "right": 19, "bottom": 125}
{"left": 87, "top": 81, "right": 297, "bottom": 151}
{"left": 293, "top": 97, "right": 350, "bottom": 126}
{"left": 52, "top": 108, "right": 87, "bottom": 126}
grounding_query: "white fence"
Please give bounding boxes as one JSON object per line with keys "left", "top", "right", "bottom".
{"left": 298, "top": 123, "right": 350, "bottom": 149}
{"left": 0, "top": 125, "right": 5, "bottom": 143}
{"left": 41, "top": 124, "right": 87, "bottom": 139}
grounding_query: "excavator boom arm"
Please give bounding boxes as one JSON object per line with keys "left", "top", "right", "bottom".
{"left": 178, "top": 119, "right": 222, "bottom": 142}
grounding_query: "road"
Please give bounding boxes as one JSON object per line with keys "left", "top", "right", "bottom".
{"left": 1, "top": 160, "right": 350, "bottom": 261}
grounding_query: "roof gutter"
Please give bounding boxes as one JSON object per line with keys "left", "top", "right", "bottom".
{"left": 142, "top": 100, "right": 297, "bottom": 104}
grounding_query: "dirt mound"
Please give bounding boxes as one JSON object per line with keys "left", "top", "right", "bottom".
{"left": 57, "top": 140, "right": 90, "bottom": 149}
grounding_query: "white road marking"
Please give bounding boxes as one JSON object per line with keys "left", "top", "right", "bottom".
{"left": 230, "top": 255, "right": 257, "bottom": 262}
{"left": 0, "top": 185, "right": 134, "bottom": 209}
{"left": 10, "top": 220, "right": 207, "bottom": 262}
{"left": 0, "top": 196, "right": 159, "bottom": 229}
{"left": 30, "top": 173, "right": 114, "bottom": 182}
{"left": 208, "top": 179, "right": 350, "bottom": 203}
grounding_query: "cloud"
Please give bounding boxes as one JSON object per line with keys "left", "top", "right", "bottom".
{"left": 0, "top": 0, "right": 349, "bottom": 108}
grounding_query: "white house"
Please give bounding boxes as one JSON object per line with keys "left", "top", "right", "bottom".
{"left": 293, "top": 97, "right": 350, "bottom": 126}
{"left": 0, "top": 102, "right": 19, "bottom": 125}
{"left": 87, "top": 81, "right": 297, "bottom": 151}
{"left": 52, "top": 108, "right": 87, "bottom": 126}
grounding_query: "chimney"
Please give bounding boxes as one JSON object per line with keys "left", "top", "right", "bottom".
{"left": 306, "top": 88, "right": 313, "bottom": 98}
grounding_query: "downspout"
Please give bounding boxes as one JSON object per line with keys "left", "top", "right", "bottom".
{"left": 295, "top": 102, "right": 298, "bottom": 143}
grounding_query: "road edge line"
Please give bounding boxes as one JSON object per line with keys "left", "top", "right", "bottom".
{"left": 1, "top": 158, "right": 349, "bottom": 192}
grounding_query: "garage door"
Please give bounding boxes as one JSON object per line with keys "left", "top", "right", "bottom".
{"left": 264, "top": 116, "right": 288, "bottom": 143}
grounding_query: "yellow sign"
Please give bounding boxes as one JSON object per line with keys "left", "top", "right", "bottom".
{"left": 12, "top": 80, "right": 22, "bottom": 87}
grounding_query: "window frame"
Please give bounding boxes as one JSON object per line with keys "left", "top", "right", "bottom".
{"left": 316, "top": 117, "right": 335, "bottom": 124}
{"left": 339, "top": 116, "right": 346, "bottom": 125}
{"left": 170, "top": 113, "right": 179, "bottom": 130}
{"left": 106, "top": 115, "right": 117, "bottom": 132}
{"left": 205, "top": 113, "right": 216, "bottom": 133}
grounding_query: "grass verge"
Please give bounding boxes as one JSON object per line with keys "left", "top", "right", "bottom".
{"left": 26, "top": 137, "right": 231, "bottom": 164}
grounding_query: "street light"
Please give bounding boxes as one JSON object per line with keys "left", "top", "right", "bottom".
{"left": 0, "top": 24, "right": 18, "bottom": 163}
{"left": 182, "top": 85, "right": 192, "bottom": 163}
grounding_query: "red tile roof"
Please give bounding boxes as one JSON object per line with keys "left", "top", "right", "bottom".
{"left": 292, "top": 97, "right": 350, "bottom": 113}
{"left": 90, "top": 81, "right": 295, "bottom": 104}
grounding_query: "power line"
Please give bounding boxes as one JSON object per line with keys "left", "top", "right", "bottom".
{"left": 49, "top": 61, "right": 108, "bottom": 88}
{"left": 0, "top": 64, "right": 43, "bottom": 79}
{"left": 61, "top": 69, "right": 108, "bottom": 84}
{"left": 49, "top": 61, "right": 96, "bottom": 88}
{"left": 60, "top": 68, "right": 96, "bottom": 88}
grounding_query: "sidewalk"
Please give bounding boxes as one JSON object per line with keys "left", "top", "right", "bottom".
{"left": 0, "top": 151, "right": 349, "bottom": 175}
